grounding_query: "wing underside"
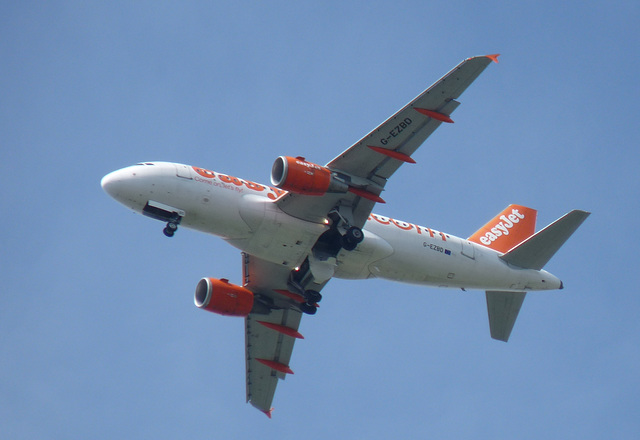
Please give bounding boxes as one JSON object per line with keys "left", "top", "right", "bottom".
{"left": 245, "top": 309, "right": 302, "bottom": 414}
{"left": 327, "top": 55, "right": 498, "bottom": 182}
{"left": 276, "top": 55, "right": 498, "bottom": 227}
{"left": 242, "top": 252, "right": 327, "bottom": 415}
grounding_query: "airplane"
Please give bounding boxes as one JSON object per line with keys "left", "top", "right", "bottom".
{"left": 101, "top": 54, "right": 590, "bottom": 417}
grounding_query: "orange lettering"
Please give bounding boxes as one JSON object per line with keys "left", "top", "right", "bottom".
{"left": 244, "top": 180, "right": 264, "bottom": 191}
{"left": 193, "top": 166, "right": 216, "bottom": 179}
{"left": 371, "top": 214, "right": 391, "bottom": 225}
{"left": 267, "top": 188, "right": 287, "bottom": 200}
{"left": 219, "top": 174, "right": 243, "bottom": 186}
{"left": 392, "top": 219, "right": 413, "bottom": 230}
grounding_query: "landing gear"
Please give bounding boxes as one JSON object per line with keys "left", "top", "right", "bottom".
{"left": 341, "top": 226, "right": 364, "bottom": 251}
{"left": 142, "top": 201, "right": 184, "bottom": 238}
{"left": 299, "top": 302, "right": 317, "bottom": 315}
{"left": 163, "top": 221, "right": 179, "bottom": 237}
{"left": 286, "top": 264, "right": 321, "bottom": 315}
{"left": 286, "top": 206, "right": 365, "bottom": 316}
{"left": 304, "top": 290, "right": 322, "bottom": 303}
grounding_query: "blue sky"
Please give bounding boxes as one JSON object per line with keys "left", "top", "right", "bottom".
{"left": 2, "top": 1, "right": 639, "bottom": 438}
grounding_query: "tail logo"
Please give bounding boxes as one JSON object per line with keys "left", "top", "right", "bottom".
{"left": 468, "top": 204, "right": 537, "bottom": 253}
{"left": 479, "top": 208, "right": 526, "bottom": 246}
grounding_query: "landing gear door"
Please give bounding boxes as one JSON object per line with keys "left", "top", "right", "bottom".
{"left": 175, "top": 164, "right": 193, "bottom": 179}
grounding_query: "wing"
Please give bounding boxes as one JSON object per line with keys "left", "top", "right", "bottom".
{"left": 276, "top": 54, "right": 499, "bottom": 226}
{"left": 242, "top": 252, "right": 328, "bottom": 416}
{"left": 245, "top": 310, "right": 301, "bottom": 416}
{"left": 244, "top": 55, "right": 498, "bottom": 414}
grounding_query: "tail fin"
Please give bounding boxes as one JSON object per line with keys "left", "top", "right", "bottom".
{"left": 482, "top": 209, "right": 590, "bottom": 342}
{"left": 468, "top": 204, "right": 538, "bottom": 253}
{"left": 499, "top": 210, "right": 591, "bottom": 270}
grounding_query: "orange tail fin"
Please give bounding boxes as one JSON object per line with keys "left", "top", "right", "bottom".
{"left": 468, "top": 205, "right": 538, "bottom": 253}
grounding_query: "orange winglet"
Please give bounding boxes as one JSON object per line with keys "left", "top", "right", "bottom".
{"left": 367, "top": 145, "right": 416, "bottom": 164}
{"left": 486, "top": 54, "right": 500, "bottom": 63}
{"left": 348, "top": 187, "right": 385, "bottom": 204}
{"left": 256, "top": 359, "right": 294, "bottom": 375}
{"left": 414, "top": 108, "right": 454, "bottom": 123}
{"left": 257, "top": 321, "right": 304, "bottom": 339}
{"left": 261, "top": 408, "right": 274, "bottom": 419}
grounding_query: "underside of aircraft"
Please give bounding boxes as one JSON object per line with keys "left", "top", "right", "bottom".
{"left": 102, "top": 54, "right": 589, "bottom": 416}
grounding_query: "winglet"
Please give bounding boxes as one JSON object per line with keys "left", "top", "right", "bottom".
{"left": 261, "top": 408, "right": 274, "bottom": 419}
{"left": 486, "top": 54, "right": 500, "bottom": 63}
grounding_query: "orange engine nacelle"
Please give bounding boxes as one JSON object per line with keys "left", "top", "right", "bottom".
{"left": 194, "top": 278, "right": 254, "bottom": 317}
{"left": 271, "top": 156, "right": 348, "bottom": 196}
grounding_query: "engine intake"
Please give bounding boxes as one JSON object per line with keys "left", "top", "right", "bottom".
{"left": 271, "top": 156, "right": 348, "bottom": 196}
{"left": 194, "top": 278, "right": 254, "bottom": 317}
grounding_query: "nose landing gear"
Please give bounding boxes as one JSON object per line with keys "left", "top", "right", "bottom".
{"left": 163, "top": 220, "right": 180, "bottom": 237}
{"left": 142, "top": 201, "right": 185, "bottom": 238}
{"left": 161, "top": 212, "right": 182, "bottom": 237}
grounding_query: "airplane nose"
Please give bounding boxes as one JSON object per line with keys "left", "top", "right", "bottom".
{"left": 101, "top": 168, "right": 133, "bottom": 200}
{"left": 101, "top": 170, "right": 121, "bottom": 198}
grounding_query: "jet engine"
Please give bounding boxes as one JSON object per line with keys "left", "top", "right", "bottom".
{"left": 194, "top": 277, "right": 254, "bottom": 317}
{"left": 271, "top": 156, "right": 349, "bottom": 195}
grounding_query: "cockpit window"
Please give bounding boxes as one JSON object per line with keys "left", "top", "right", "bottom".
{"left": 135, "top": 162, "right": 156, "bottom": 166}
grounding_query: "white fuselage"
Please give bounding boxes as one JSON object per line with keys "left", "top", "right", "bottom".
{"left": 101, "top": 162, "right": 561, "bottom": 292}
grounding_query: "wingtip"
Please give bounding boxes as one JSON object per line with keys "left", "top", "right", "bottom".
{"left": 261, "top": 408, "right": 274, "bottom": 419}
{"left": 486, "top": 54, "right": 500, "bottom": 63}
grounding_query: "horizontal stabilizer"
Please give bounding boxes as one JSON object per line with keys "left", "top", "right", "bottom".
{"left": 486, "top": 291, "right": 527, "bottom": 342}
{"left": 500, "top": 210, "right": 590, "bottom": 270}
